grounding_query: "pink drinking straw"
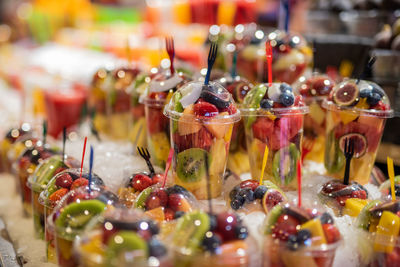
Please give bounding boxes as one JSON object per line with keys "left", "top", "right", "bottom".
{"left": 297, "top": 159, "right": 302, "bottom": 207}
{"left": 266, "top": 41, "right": 273, "bottom": 86}
{"left": 79, "top": 137, "right": 88, "bottom": 178}
{"left": 162, "top": 148, "right": 174, "bottom": 188}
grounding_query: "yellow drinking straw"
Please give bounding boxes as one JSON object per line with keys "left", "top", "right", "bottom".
{"left": 259, "top": 145, "right": 269, "bottom": 185}
{"left": 387, "top": 156, "right": 396, "bottom": 201}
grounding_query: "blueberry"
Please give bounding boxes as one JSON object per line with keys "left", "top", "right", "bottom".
{"left": 279, "top": 93, "right": 295, "bottom": 107}
{"left": 260, "top": 99, "right": 274, "bottom": 109}
{"left": 359, "top": 89, "right": 372, "bottom": 99}
{"left": 209, "top": 214, "right": 218, "bottom": 231}
{"left": 287, "top": 235, "right": 300, "bottom": 251}
{"left": 367, "top": 92, "right": 381, "bottom": 106}
{"left": 166, "top": 185, "right": 188, "bottom": 195}
{"left": 297, "top": 229, "right": 311, "bottom": 244}
{"left": 234, "top": 225, "right": 249, "bottom": 240}
{"left": 148, "top": 239, "right": 167, "bottom": 257}
{"left": 147, "top": 220, "right": 160, "bottom": 235}
{"left": 229, "top": 185, "right": 241, "bottom": 200}
{"left": 238, "top": 188, "right": 254, "bottom": 203}
{"left": 254, "top": 185, "right": 268, "bottom": 199}
{"left": 372, "top": 85, "right": 385, "bottom": 97}
{"left": 174, "top": 211, "right": 185, "bottom": 219}
{"left": 320, "top": 212, "right": 334, "bottom": 225}
{"left": 279, "top": 83, "right": 293, "bottom": 93}
{"left": 231, "top": 198, "right": 244, "bottom": 210}
{"left": 202, "top": 231, "right": 222, "bottom": 253}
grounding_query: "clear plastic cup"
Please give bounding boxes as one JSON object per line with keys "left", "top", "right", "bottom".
{"left": 296, "top": 74, "right": 335, "bottom": 163}
{"left": 322, "top": 79, "right": 394, "bottom": 185}
{"left": 74, "top": 208, "right": 169, "bottom": 267}
{"left": 379, "top": 175, "right": 400, "bottom": 200}
{"left": 40, "top": 169, "right": 105, "bottom": 263}
{"left": 241, "top": 83, "right": 308, "bottom": 190}
{"left": 143, "top": 71, "right": 191, "bottom": 168}
{"left": 47, "top": 185, "right": 119, "bottom": 267}
{"left": 89, "top": 68, "right": 110, "bottom": 138}
{"left": 164, "top": 81, "right": 240, "bottom": 199}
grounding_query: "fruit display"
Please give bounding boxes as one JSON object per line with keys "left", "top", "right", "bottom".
{"left": 379, "top": 175, "right": 400, "bottom": 200}
{"left": 297, "top": 74, "right": 335, "bottom": 163}
{"left": 134, "top": 184, "right": 198, "bottom": 223}
{"left": 322, "top": 79, "right": 393, "bottom": 185}
{"left": 143, "top": 70, "right": 191, "bottom": 167}
{"left": 227, "top": 179, "right": 287, "bottom": 214}
{"left": 263, "top": 203, "right": 341, "bottom": 267}
{"left": 170, "top": 210, "right": 259, "bottom": 267}
{"left": 319, "top": 180, "right": 369, "bottom": 216}
{"left": 15, "top": 142, "right": 59, "bottom": 216}
{"left": 356, "top": 200, "right": 400, "bottom": 266}
{"left": 27, "top": 155, "right": 80, "bottom": 239}
{"left": 47, "top": 185, "right": 118, "bottom": 267}
{"left": 241, "top": 82, "right": 308, "bottom": 190}
{"left": 39, "top": 169, "right": 105, "bottom": 263}
{"left": 237, "top": 30, "right": 312, "bottom": 84}
{"left": 163, "top": 81, "right": 240, "bottom": 199}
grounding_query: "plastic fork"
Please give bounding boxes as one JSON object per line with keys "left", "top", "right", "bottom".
{"left": 301, "top": 138, "right": 315, "bottom": 162}
{"left": 343, "top": 137, "right": 354, "bottom": 185}
{"left": 204, "top": 42, "right": 218, "bottom": 85}
{"left": 137, "top": 146, "right": 155, "bottom": 176}
{"left": 165, "top": 36, "right": 175, "bottom": 74}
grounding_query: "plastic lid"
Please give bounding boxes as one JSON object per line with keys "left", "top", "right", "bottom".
{"left": 322, "top": 79, "right": 393, "bottom": 118}
{"left": 163, "top": 81, "right": 240, "bottom": 124}
{"left": 218, "top": 76, "right": 254, "bottom": 104}
{"left": 296, "top": 73, "right": 335, "bottom": 98}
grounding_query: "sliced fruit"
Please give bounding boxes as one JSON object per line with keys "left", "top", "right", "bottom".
{"left": 145, "top": 206, "right": 165, "bottom": 222}
{"left": 135, "top": 187, "right": 154, "bottom": 209}
{"left": 176, "top": 148, "right": 209, "bottom": 183}
{"left": 374, "top": 211, "right": 400, "bottom": 253}
{"left": 178, "top": 104, "right": 202, "bottom": 135}
{"left": 105, "top": 231, "right": 148, "bottom": 265}
{"left": 333, "top": 82, "right": 359, "bottom": 106}
{"left": 357, "top": 200, "right": 382, "bottom": 230}
{"left": 308, "top": 102, "right": 325, "bottom": 125}
{"left": 262, "top": 188, "right": 287, "bottom": 213}
{"left": 300, "top": 219, "right": 327, "bottom": 245}
{"left": 168, "top": 194, "right": 192, "bottom": 212}
{"left": 272, "top": 143, "right": 300, "bottom": 186}
{"left": 324, "top": 130, "right": 345, "bottom": 174}
{"left": 209, "top": 138, "right": 227, "bottom": 176}
{"left": 252, "top": 117, "right": 274, "bottom": 142}
{"left": 338, "top": 133, "right": 367, "bottom": 158}
{"left": 149, "top": 132, "right": 170, "bottom": 165}
{"left": 339, "top": 110, "right": 359, "bottom": 125}
{"left": 204, "top": 112, "right": 231, "bottom": 139}
{"left": 193, "top": 102, "right": 218, "bottom": 117}
{"left": 264, "top": 205, "right": 283, "bottom": 234}
{"left": 343, "top": 198, "right": 369, "bottom": 217}
{"left": 243, "top": 84, "right": 268, "bottom": 128}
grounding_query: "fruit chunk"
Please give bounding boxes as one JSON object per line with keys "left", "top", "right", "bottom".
{"left": 209, "top": 138, "right": 227, "bottom": 176}
{"left": 176, "top": 148, "right": 208, "bottom": 183}
{"left": 135, "top": 187, "right": 154, "bottom": 209}
{"left": 105, "top": 231, "right": 148, "bottom": 265}
{"left": 204, "top": 112, "right": 231, "bottom": 139}
{"left": 178, "top": 104, "right": 202, "bottom": 135}
{"left": 374, "top": 211, "right": 400, "bottom": 253}
{"left": 333, "top": 82, "right": 359, "bottom": 106}
{"left": 193, "top": 102, "right": 218, "bottom": 117}
{"left": 309, "top": 102, "right": 325, "bottom": 125}
{"left": 199, "top": 85, "right": 230, "bottom": 109}
{"left": 272, "top": 143, "right": 300, "bottom": 186}
{"left": 144, "top": 207, "right": 165, "bottom": 223}
{"left": 300, "top": 219, "right": 327, "bottom": 245}
{"left": 49, "top": 188, "right": 69, "bottom": 203}
{"left": 262, "top": 188, "right": 286, "bottom": 213}
{"left": 339, "top": 133, "right": 367, "bottom": 159}
{"left": 343, "top": 198, "right": 369, "bottom": 217}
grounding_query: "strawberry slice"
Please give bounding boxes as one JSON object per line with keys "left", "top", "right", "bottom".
{"left": 252, "top": 117, "right": 274, "bottom": 143}
{"left": 322, "top": 223, "right": 340, "bottom": 244}
{"left": 71, "top": 178, "right": 89, "bottom": 190}
{"left": 193, "top": 102, "right": 219, "bottom": 117}
{"left": 49, "top": 188, "right": 69, "bottom": 203}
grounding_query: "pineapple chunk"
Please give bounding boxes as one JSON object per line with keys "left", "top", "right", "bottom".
{"left": 374, "top": 211, "right": 400, "bottom": 253}
{"left": 309, "top": 102, "right": 325, "bottom": 125}
{"left": 343, "top": 198, "right": 369, "bottom": 217}
{"left": 300, "top": 219, "right": 327, "bottom": 245}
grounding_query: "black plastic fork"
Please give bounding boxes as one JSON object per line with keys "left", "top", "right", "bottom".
{"left": 165, "top": 36, "right": 175, "bottom": 74}
{"left": 343, "top": 138, "right": 354, "bottom": 185}
{"left": 137, "top": 147, "right": 155, "bottom": 176}
{"left": 204, "top": 42, "right": 218, "bottom": 85}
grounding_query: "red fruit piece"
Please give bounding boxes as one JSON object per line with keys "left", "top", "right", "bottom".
{"left": 131, "top": 174, "right": 153, "bottom": 192}
{"left": 193, "top": 102, "right": 219, "bottom": 117}
{"left": 385, "top": 247, "right": 400, "bottom": 267}
{"left": 264, "top": 190, "right": 285, "bottom": 211}
{"left": 351, "top": 190, "right": 367, "bottom": 199}
{"left": 49, "top": 188, "right": 69, "bottom": 203}
{"left": 335, "top": 196, "right": 349, "bottom": 207}
{"left": 71, "top": 178, "right": 89, "bottom": 190}
{"left": 168, "top": 194, "right": 191, "bottom": 212}
{"left": 192, "top": 127, "right": 213, "bottom": 151}
{"left": 151, "top": 174, "right": 163, "bottom": 185}
{"left": 271, "top": 214, "right": 300, "bottom": 241}
{"left": 252, "top": 117, "right": 274, "bottom": 142}
{"left": 54, "top": 167, "right": 67, "bottom": 175}
{"left": 216, "top": 212, "right": 238, "bottom": 241}
{"left": 322, "top": 224, "right": 340, "bottom": 244}
{"left": 222, "top": 104, "right": 237, "bottom": 115}
{"left": 147, "top": 106, "right": 168, "bottom": 135}
{"left": 145, "top": 189, "right": 168, "bottom": 210}
{"left": 164, "top": 208, "right": 175, "bottom": 221}
{"left": 239, "top": 180, "right": 259, "bottom": 191}
{"left": 55, "top": 173, "right": 73, "bottom": 189}
{"left": 294, "top": 95, "right": 304, "bottom": 106}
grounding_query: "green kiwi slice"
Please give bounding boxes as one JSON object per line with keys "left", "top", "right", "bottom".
{"left": 105, "top": 231, "right": 148, "bottom": 266}
{"left": 264, "top": 205, "right": 283, "bottom": 234}
{"left": 176, "top": 148, "right": 209, "bottom": 183}
{"left": 357, "top": 200, "right": 382, "bottom": 230}
{"left": 324, "top": 130, "right": 345, "bottom": 173}
{"left": 134, "top": 187, "right": 154, "bottom": 209}
{"left": 272, "top": 143, "right": 300, "bottom": 186}
{"left": 172, "top": 92, "right": 184, "bottom": 133}
{"left": 243, "top": 84, "right": 267, "bottom": 129}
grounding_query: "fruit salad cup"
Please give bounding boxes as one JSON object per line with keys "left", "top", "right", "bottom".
{"left": 164, "top": 81, "right": 241, "bottom": 199}
{"left": 90, "top": 68, "right": 110, "bottom": 137}
{"left": 28, "top": 155, "right": 80, "bottom": 239}
{"left": 322, "top": 79, "right": 394, "bottom": 185}
{"left": 143, "top": 71, "right": 191, "bottom": 168}
{"left": 227, "top": 179, "right": 287, "bottom": 214}
{"left": 47, "top": 185, "right": 119, "bottom": 267}
{"left": 297, "top": 74, "right": 335, "bottom": 163}
{"left": 262, "top": 203, "right": 341, "bottom": 267}
{"left": 15, "top": 142, "right": 59, "bottom": 216}
{"left": 170, "top": 210, "right": 260, "bottom": 267}
{"left": 241, "top": 83, "right": 308, "bottom": 190}
{"left": 319, "top": 179, "right": 369, "bottom": 216}
{"left": 357, "top": 200, "right": 400, "bottom": 266}
{"left": 39, "top": 169, "right": 105, "bottom": 263}
{"left": 74, "top": 208, "right": 170, "bottom": 267}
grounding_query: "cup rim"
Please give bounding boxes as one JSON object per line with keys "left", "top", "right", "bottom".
{"left": 239, "top": 105, "right": 309, "bottom": 117}
{"left": 163, "top": 109, "right": 241, "bottom": 124}
{"left": 322, "top": 99, "right": 394, "bottom": 118}
{"left": 263, "top": 235, "right": 342, "bottom": 253}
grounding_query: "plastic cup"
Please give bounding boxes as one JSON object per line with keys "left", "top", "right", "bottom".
{"left": 28, "top": 155, "right": 80, "bottom": 239}
{"left": 322, "top": 79, "right": 393, "bottom": 185}
{"left": 39, "top": 168, "right": 105, "bottom": 263}
{"left": 47, "top": 185, "right": 119, "bottom": 267}
{"left": 241, "top": 83, "right": 308, "bottom": 190}
{"left": 164, "top": 81, "right": 240, "bottom": 199}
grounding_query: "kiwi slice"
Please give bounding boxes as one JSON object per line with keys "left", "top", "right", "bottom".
{"left": 357, "top": 200, "right": 382, "bottom": 230}
{"left": 324, "top": 130, "right": 345, "bottom": 174}
{"left": 105, "top": 231, "right": 148, "bottom": 267}
{"left": 173, "top": 211, "right": 210, "bottom": 253}
{"left": 134, "top": 187, "right": 154, "bottom": 209}
{"left": 272, "top": 143, "right": 300, "bottom": 186}
{"left": 176, "top": 148, "right": 209, "bottom": 183}
{"left": 264, "top": 205, "right": 283, "bottom": 234}
{"left": 243, "top": 84, "right": 267, "bottom": 129}
{"left": 172, "top": 92, "right": 184, "bottom": 133}
{"left": 35, "top": 157, "right": 64, "bottom": 187}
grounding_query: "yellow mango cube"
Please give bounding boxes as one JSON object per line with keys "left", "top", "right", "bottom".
{"left": 343, "top": 198, "right": 369, "bottom": 217}
{"left": 374, "top": 211, "right": 400, "bottom": 253}
{"left": 300, "top": 219, "right": 327, "bottom": 245}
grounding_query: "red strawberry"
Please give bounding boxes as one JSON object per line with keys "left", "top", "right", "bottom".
{"left": 145, "top": 189, "right": 168, "bottom": 210}
{"left": 294, "top": 95, "right": 305, "bottom": 106}
{"left": 239, "top": 180, "right": 259, "bottom": 191}
{"left": 193, "top": 102, "right": 219, "bottom": 117}
{"left": 322, "top": 223, "right": 340, "bottom": 244}
{"left": 222, "top": 104, "right": 237, "bottom": 115}
{"left": 55, "top": 173, "right": 73, "bottom": 189}
{"left": 351, "top": 190, "right": 367, "bottom": 199}
{"left": 131, "top": 174, "right": 153, "bottom": 192}
{"left": 151, "top": 173, "right": 164, "bottom": 185}
{"left": 372, "top": 100, "right": 389, "bottom": 111}
{"left": 272, "top": 214, "right": 300, "bottom": 241}
{"left": 252, "top": 117, "right": 274, "bottom": 142}
{"left": 49, "top": 188, "right": 69, "bottom": 203}
{"left": 193, "top": 127, "right": 213, "bottom": 151}
{"left": 71, "top": 178, "right": 89, "bottom": 190}
{"left": 164, "top": 208, "right": 175, "bottom": 221}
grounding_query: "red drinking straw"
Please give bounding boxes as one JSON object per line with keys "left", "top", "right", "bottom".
{"left": 162, "top": 148, "right": 174, "bottom": 188}
{"left": 79, "top": 137, "right": 88, "bottom": 178}
{"left": 297, "top": 159, "right": 302, "bottom": 207}
{"left": 266, "top": 41, "right": 273, "bottom": 86}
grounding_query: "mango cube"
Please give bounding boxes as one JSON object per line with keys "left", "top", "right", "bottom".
{"left": 300, "top": 219, "right": 327, "bottom": 245}
{"left": 343, "top": 198, "right": 369, "bottom": 217}
{"left": 374, "top": 211, "right": 400, "bottom": 253}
